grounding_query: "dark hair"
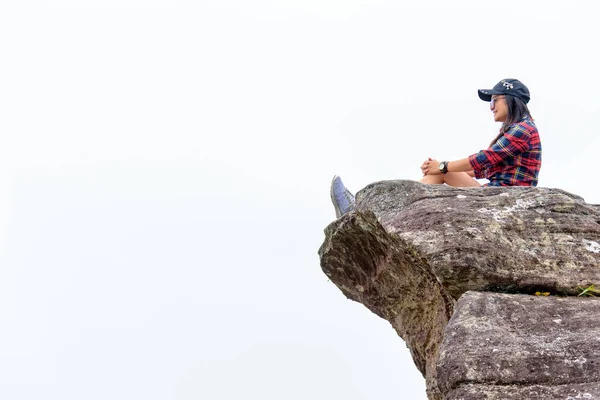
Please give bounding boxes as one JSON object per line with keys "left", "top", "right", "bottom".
{"left": 489, "top": 95, "right": 533, "bottom": 146}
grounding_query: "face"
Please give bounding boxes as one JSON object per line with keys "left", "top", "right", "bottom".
{"left": 490, "top": 95, "right": 508, "bottom": 122}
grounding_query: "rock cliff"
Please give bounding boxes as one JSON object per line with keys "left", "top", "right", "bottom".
{"left": 318, "top": 180, "right": 600, "bottom": 400}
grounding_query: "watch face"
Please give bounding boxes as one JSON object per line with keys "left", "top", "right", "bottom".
{"left": 439, "top": 162, "right": 444, "bottom": 171}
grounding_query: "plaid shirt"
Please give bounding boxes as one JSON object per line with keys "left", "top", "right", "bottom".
{"left": 468, "top": 117, "right": 542, "bottom": 186}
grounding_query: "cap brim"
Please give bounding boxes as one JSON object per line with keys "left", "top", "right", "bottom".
{"left": 478, "top": 89, "right": 502, "bottom": 102}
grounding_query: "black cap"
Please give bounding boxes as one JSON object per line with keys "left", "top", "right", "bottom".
{"left": 478, "top": 79, "right": 530, "bottom": 104}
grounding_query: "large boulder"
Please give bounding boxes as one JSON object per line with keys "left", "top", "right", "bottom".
{"left": 318, "top": 180, "right": 600, "bottom": 399}
{"left": 439, "top": 291, "right": 600, "bottom": 399}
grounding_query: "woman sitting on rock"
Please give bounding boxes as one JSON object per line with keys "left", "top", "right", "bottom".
{"left": 330, "top": 78, "right": 542, "bottom": 218}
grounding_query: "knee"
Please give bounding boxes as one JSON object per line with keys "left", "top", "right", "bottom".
{"left": 420, "top": 175, "right": 444, "bottom": 184}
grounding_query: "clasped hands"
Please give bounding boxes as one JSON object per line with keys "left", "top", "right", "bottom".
{"left": 421, "top": 157, "right": 441, "bottom": 176}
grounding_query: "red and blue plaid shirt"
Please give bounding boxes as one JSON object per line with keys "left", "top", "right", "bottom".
{"left": 468, "top": 117, "right": 542, "bottom": 186}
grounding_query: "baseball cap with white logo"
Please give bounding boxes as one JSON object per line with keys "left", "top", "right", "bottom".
{"left": 478, "top": 79, "right": 531, "bottom": 104}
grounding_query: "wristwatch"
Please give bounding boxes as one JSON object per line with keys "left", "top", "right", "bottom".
{"left": 439, "top": 161, "right": 449, "bottom": 174}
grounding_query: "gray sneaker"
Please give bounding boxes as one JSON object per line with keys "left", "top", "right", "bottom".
{"left": 330, "top": 175, "right": 355, "bottom": 218}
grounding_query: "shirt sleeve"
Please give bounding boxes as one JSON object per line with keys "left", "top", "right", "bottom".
{"left": 472, "top": 168, "right": 486, "bottom": 179}
{"left": 468, "top": 123, "right": 532, "bottom": 172}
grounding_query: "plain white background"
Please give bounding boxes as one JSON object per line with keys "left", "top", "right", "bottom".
{"left": 1, "top": 1, "right": 599, "bottom": 399}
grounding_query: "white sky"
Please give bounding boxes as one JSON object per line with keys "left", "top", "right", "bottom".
{"left": 1, "top": 1, "right": 599, "bottom": 399}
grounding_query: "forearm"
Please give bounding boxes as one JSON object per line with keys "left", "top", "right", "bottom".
{"left": 446, "top": 157, "right": 473, "bottom": 173}
{"left": 423, "top": 157, "right": 477, "bottom": 177}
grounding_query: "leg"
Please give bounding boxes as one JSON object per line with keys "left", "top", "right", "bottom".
{"left": 442, "top": 172, "right": 481, "bottom": 187}
{"left": 420, "top": 174, "right": 444, "bottom": 185}
{"left": 420, "top": 172, "right": 481, "bottom": 187}
{"left": 443, "top": 172, "right": 481, "bottom": 187}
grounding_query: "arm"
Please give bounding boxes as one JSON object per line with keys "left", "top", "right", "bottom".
{"left": 447, "top": 158, "right": 473, "bottom": 173}
{"left": 468, "top": 123, "right": 533, "bottom": 172}
{"left": 423, "top": 157, "right": 475, "bottom": 175}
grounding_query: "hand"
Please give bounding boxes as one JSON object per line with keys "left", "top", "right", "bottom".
{"left": 421, "top": 158, "right": 441, "bottom": 176}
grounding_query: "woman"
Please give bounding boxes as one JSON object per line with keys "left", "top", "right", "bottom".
{"left": 330, "top": 78, "right": 542, "bottom": 218}
{"left": 420, "top": 78, "right": 542, "bottom": 187}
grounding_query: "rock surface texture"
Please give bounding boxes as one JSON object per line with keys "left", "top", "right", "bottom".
{"left": 318, "top": 180, "right": 600, "bottom": 400}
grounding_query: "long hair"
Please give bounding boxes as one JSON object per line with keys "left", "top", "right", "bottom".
{"left": 489, "top": 96, "right": 533, "bottom": 146}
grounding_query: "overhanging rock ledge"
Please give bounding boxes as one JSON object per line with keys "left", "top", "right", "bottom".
{"left": 318, "top": 180, "right": 600, "bottom": 400}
